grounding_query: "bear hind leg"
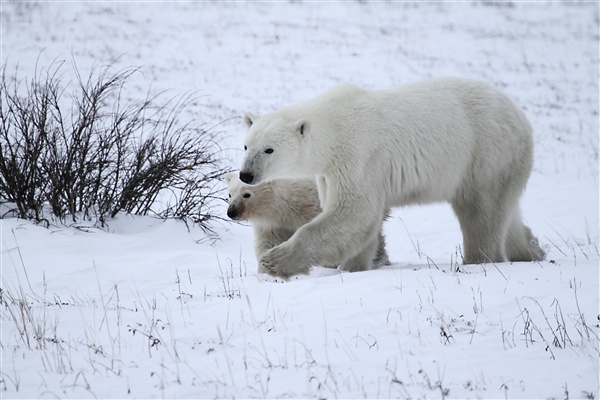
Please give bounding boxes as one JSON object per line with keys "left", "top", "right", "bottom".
{"left": 452, "top": 193, "right": 511, "bottom": 264}
{"left": 373, "top": 230, "right": 391, "bottom": 268}
{"left": 505, "top": 211, "right": 546, "bottom": 262}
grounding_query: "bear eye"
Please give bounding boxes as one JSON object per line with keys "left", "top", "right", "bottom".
{"left": 243, "top": 193, "right": 251, "bottom": 199}
{"left": 264, "top": 148, "right": 274, "bottom": 154}
{"left": 244, "top": 145, "right": 247, "bottom": 151}
{"left": 228, "top": 194, "right": 231, "bottom": 198}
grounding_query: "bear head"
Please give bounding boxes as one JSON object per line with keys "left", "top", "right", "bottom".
{"left": 239, "top": 112, "right": 310, "bottom": 185}
{"left": 225, "top": 171, "right": 273, "bottom": 221}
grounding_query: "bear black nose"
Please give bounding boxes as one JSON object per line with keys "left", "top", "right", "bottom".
{"left": 239, "top": 171, "right": 254, "bottom": 184}
{"left": 227, "top": 206, "right": 238, "bottom": 220}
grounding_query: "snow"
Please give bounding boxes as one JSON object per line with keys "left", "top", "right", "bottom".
{"left": 1, "top": 2, "right": 598, "bottom": 399}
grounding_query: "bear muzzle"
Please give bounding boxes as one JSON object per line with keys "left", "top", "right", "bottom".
{"left": 227, "top": 205, "right": 240, "bottom": 220}
{"left": 239, "top": 171, "right": 255, "bottom": 184}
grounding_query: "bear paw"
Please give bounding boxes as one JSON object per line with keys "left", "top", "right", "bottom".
{"left": 260, "top": 243, "right": 311, "bottom": 279}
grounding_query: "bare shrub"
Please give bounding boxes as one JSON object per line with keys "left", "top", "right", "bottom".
{"left": 0, "top": 58, "right": 228, "bottom": 232}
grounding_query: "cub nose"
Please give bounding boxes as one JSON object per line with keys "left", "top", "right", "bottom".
{"left": 227, "top": 206, "right": 238, "bottom": 220}
{"left": 239, "top": 171, "right": 254, "bottom": 184}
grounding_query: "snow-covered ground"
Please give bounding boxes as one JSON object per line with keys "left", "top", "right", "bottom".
{"left": 1, "top": 2, "right": 598, "bottom": 399}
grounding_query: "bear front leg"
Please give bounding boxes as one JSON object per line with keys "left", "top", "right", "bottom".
{"left": 339, "top": 235, "right": 379, "bottom": 272}
{"left": 254, "top": 228, "right": 294, "bottom": 274}
{"left": 255, "top": 237, "right": 277, "bottom": 274}
{"left": 261, "top": 196, "right": 384, "bottom": 278}
{"left": 259, "top": 212, "right": 340, "bottom": 278}
{"left": 260, "top": 239, "right": 312, "bottom": 279}
{"left": 339, "top": 219, "right": 386, "bottom": 272}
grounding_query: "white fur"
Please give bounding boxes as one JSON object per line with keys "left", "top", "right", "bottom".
{"left": 225, "top": 172, "right": 391, "bottom": 275}
{"left": 240, "top": 77, "right": 545, "bottom": 278}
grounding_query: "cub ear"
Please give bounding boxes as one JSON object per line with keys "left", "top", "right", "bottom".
{"left": 243, "top": 112, "right": 259, "bottom": 129}
{"left": 293, "top": 119, "right": 310, "bottom": 136}
{"left": 224, "top": 172, "right": 235, "bottom": 184}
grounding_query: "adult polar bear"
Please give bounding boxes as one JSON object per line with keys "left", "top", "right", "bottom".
{"left": 240, "top": 77, "right": 545, "bottom": 279}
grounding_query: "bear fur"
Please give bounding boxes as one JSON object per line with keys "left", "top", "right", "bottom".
{"left": 224, "top": 172, "right": 390, "bottom": 274}
{"left": 239, "top": 77, "right": 545, "bottom": 279}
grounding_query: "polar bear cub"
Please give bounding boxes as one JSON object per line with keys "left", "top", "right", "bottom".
{"left": 224, "top": 172, "right": 390, "bottom": 275}
{"left": 239, "top": 77, "right": 545, "bottom": 279}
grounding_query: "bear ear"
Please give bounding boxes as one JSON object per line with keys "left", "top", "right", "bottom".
{"left": 224, "top": 172, "right": 235, "bottom": 184}
{"left": 243, "top": 112, "right": 259, "bottom": 129}
{"left": 293, "top": 119, "right": 310, "bottom": 136}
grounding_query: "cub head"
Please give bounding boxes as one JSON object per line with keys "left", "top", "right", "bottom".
{"left": 225, "top": 171, "right": 261, "bottom": 221}
{"left": 239, "top": 112, "right": 310, "bottom": 185}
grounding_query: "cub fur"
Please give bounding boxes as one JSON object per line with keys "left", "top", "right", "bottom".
{"left": 225, "top": 172, "right": 390, "bottom": 274}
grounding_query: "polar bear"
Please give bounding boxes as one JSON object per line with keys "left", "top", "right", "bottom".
{"left": 239, "top": 77, "right": 545, "bottom": 278}
{"left": 224, "top": 172, "right": 390, "bottom": 274}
